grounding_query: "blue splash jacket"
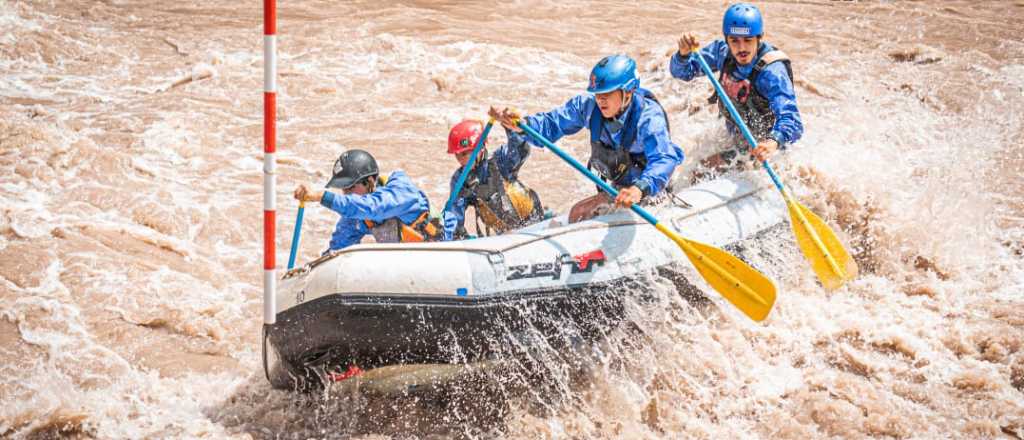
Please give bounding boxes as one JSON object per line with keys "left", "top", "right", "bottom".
{"left": 669, "top": 40, "right": 803, "bottom": 145}
{"left": 519, "top": 89, "right": 684, "bottom": 196}
{"left": 319, "top": 170, "right": 430, "bottom": 251}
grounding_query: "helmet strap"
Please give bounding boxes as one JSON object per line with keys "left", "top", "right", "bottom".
{"left": 618, "top": 90, "right": 633, "bottom": 118}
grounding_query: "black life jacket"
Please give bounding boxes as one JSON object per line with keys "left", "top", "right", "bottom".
{"left": 709, "top": 43, "right": 793, "bottom": 141}
{"left": 587, "top": 88, "right": 670, "bottom": 188}
{"left": 457, "top": 156, "right": 543, "bottom": 237}
{"left": 362, "top": 175, "right": 442, "bottom": 243}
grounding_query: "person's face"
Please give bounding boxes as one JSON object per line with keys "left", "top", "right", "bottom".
{"left": 726, "top": 36, "right": 759, "bottom": 65}
{"left": 343, "top": 180, "right": 370, "bottom": 195}
{"left": 595, "top": 90, "right": 629, "bottom": 118}
{"left": 454, "top": 149, "right": 482, "bottom": 167}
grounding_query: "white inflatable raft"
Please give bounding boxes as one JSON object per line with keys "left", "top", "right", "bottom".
{"left": 263, "top": 175, "right": 786, "bottom": 389}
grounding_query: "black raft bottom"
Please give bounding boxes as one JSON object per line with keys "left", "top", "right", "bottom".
{"left": 263, "top": 274, "right": 668, "bottom": 390}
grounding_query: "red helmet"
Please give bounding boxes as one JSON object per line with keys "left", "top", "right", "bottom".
{"left": 447, "top": 119, "right": 485, "bottom": 155}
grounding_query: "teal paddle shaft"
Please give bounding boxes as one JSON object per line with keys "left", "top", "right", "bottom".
{"left": 443, "top": 119, "right": 495, "bottom": 214}
{"left": 690, "top": 50, "right": 786, "bottom": 192}
{"left": 516, "top": 122, "right": 660, "bottom": 226}
{"left": 286, "top": 202, "right": 304, "bottom": 270}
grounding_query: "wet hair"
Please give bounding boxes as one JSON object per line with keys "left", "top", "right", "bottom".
{"left": 361, "top": 174, "right": 379, "bottom": 189}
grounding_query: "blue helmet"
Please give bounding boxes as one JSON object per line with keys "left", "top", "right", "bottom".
{"left": 722, "top": 3, "right": 764, "bottom": 37}
{"left": 586, "top": 55, "right": 639, "bottom": 94}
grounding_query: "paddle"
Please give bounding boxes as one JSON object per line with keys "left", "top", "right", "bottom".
{"left": 443, "top": 118, "right": 495, "bottom": 214}
{"left": 287, "top": 201, "right": 305, "bottom": 270}
{"left": 690, "top": 48, "right": 858, "bottom": 290}
{"left": 516, "top": 120, "right": 776, "bottom": 322}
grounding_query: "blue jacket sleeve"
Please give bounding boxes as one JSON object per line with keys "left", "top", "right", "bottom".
{"left": 442, "top": 171, "right": 468, "bottom": 241}
{"left": 633, "top": 111, "right": 684, "bottom": 196}
{"left": 521, "top": 94, "right": 590, "bottom": 147}
{"left": 755, "top": 63, "right": 803, "bottom": 146}
{"left": 492, "top": 128, "right": 531, "bottom": 179}
{"left": 669, "top": 40, "right": 728, "bottom": 81}
{"left": 319, "top": 171, "right": 427, "bottom": 222}
{"left": 326, "top": 217, "right": 367, "bottom": 252}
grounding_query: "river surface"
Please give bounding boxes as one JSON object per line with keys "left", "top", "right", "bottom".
{"left": 1, "top": 0, "right": 1023, "bottom": 438}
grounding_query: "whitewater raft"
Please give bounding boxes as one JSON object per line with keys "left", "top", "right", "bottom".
{"left": 262, "top": 175, "right": 787, "bottom": 389}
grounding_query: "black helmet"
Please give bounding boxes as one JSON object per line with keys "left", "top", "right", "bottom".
{"left": 325, "top": 149, "right": 379, "bottom": 189}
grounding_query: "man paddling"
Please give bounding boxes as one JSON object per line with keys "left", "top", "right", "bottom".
{"left": 670, "top": 2, "right": 802, "bottom": 178}
{"left": 294, "top": 149, "right": 440, "bottom": 252}
{"left": 442, "top": 110, "right": 545, "bottom": 240}
{"left": 493, "top": 54, "right": 684, "bottom": 223}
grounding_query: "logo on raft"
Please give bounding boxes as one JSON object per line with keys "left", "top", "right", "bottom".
{"left": 507, "top": 250, "right": 606, "bottom": 281}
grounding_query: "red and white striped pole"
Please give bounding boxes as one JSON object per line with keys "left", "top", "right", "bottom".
{"left": 263, "top": 0, "right": 277, "bottom": 325}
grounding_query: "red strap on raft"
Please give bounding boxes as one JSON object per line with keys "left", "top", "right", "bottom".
{"left": 328, "top": 365, "right": 363, "bottom": 382}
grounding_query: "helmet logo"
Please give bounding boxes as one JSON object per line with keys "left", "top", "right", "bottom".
{"left": 729, "top": 26, "right": 750, "bottom": 36}
{"left": 589, "top": 73, "right": 598, "bottom": 89}
{"left": 333, "top": 160, "right": 344, "bottom": 175}
{"left": 461, "top": 139, "right": 470, "bottom": 147}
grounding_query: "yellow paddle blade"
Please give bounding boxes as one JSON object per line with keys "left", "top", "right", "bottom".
{"left": 786, "top": 197, "right": 859, "bottom": 291}
{"left": 655, "top": 223, "right": 777, "bottom": 322}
